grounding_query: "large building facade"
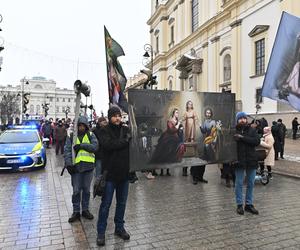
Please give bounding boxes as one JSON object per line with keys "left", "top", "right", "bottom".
{"left": 147, "top": 0, "right": 300, "bottom": 115}
{"left": 0, "top": 76, "right": 76, "bottom": 121}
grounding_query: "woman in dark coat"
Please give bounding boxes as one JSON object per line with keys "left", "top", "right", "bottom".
{"left": 150, "top": 108, "right": 185, "bottom": 164}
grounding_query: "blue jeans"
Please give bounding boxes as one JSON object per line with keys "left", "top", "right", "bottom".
{"left": 71, "top": 170, "right": 94, "bottom": 212}
{"left": 97, "top": 180, "right": 129, "bottom": 235}
{"left": 95, "top": 159, "right": 102, "bottom": 178}
{"left": 235, "top": 167, "right": 256, "bottom": 205}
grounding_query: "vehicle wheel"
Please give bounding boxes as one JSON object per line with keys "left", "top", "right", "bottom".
{"left": 42, "top": 156, "right": 47, "bottom": 168}
{"left": 260, "top": 170, "right": 269, "bottom": 185}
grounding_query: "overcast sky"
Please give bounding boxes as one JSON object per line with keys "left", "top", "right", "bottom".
{"left": 0, "top": 0, "right": 150, "bottom": 114}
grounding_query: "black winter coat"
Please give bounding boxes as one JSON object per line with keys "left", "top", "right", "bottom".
{"left": 100, "top": 123, "right": 130, "bottom": 183}
{"left": 235, "top": 124, "right": 260, "bottom": 169}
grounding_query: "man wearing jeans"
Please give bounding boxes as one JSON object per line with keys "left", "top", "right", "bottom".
{"left": 64, "top": 116, "right": 98, "bottom": 223}
{"left": 96, "top": 106, "right": 131, "bottom": 246}
{"left": 234, "top": 112, "right": 260, "bottom": 215}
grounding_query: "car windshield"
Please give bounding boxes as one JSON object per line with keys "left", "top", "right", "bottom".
{"left": 0, "top": 130, "right": 39, "bottom": 144}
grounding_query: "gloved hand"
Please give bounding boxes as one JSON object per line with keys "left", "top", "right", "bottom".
{"left": 233, "top": 134, "right": 243, "bottom": 141}
{"left": 66, "top": 165, "right": 77, "bottom": 175}
{"left": 73, "top": 144, "right": 81, "bottom": 153}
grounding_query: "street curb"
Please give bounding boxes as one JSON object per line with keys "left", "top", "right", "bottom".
{"left": 273, "top": 170, "right": 300, "bottom": 179}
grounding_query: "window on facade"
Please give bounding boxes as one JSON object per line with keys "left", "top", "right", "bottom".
{"left": 192, "top": 0, "right": 199, "bottom": 32}
{"left": 56, "top": 106, "right": 59, "bottom": 113}
{"left": 169, "top": 80, "right": 173, "bottom": 90}
{"left": 188, "top": 76, "right": 194, "bottom": 91}
{"left": 156, "top": 36, "right": 159, "bottom": 54}
{"left": 68, "top": 98, "right": 71, "bottom": 102}
{"left": 56, "top": 98, "right": 59, "bottom": 102}
{"left": 36, "top": 105, "right": 40, "bottom": 114}
{"left": 255, "top": 38, "right": 265, "bottom": 75}
{"left": 223, "top": 54, "right": 231, "bottom": 82}
{"left": 30, "top": 105, "right": 34, "bottom": 114}
{"left": 256, "top": 88, "right": 263, "bottom": 104}
{"left": 62, "top": 107, "right": 65, "bottom": 112}
{"left": 62, "top": 98, "right": 65, "bottom": 102}
{"left": 170, "top": 26, "right": 174, "bottom": 44}
{"left": 49, "top": 97, "right": 53, "bottom": 102}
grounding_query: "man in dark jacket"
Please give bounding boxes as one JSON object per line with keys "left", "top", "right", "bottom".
{"left": 93, "top": 117, "right": 107, "bottom": 177}
{"left": 292, "top": 117, "right": 299, "bottom": 140}
{"left": 96, "top": 106, "right": 131, "bottom": 246}
{"left": 271, "top": 121, "right": 281, "bottom": 160}
{"left": 234, "top": 112, "right": 260, "bottom": 215}
{"left": 55, "top": 120, "right": 67, "bottom": 155}
{"left": 277, "top": 119, "right": 287, "bottom": 159}
{"left": 64, "top": 116, "right": 98, "bottom": 223}
{"left": 42, "top": 120, "right": 52, "bottom": 148}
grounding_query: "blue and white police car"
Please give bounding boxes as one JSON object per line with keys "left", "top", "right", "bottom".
{"left": 0, "top": 125, "right": 47, "bottom": 171}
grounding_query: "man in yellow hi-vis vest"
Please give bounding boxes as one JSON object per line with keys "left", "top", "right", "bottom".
{"left": 64, "top": 116, "right": 98, "bottom": 223}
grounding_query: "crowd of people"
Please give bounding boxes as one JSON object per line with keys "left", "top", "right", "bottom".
{"left": 1, "top": 110, "right": 295, "bottom": 247}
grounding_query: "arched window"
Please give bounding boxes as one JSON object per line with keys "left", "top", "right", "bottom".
{"left": 223, "top": 54, "right": 231, "bottom": 82}
{"left": 29, "top": 105, "right": 34, "bottom": 114}
{"left": 35, "top": 84, "right": 43, "bottom": 89}
{"left": 192, "top": 0, "right": 199, "bottom": 32}
{"left": 36, "top": 105, "right": 40, "bottom": 114}
{"left": 169, "top": 80, "right": 173, "bottom": 90}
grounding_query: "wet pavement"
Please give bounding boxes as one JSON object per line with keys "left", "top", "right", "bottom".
{"left": 0, "top": 144, "right": 300, "bottom": 249}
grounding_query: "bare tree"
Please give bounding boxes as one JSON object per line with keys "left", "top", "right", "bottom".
{"left": 0, "top": 92, "right": 20, "bottom": 124}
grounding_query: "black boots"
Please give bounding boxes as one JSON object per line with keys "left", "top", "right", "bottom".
{"left": 236, "top": 205, "right": 244, "bottom": 215}
{"left": 244, "top": 205, "right": 259, "bottom": 215}
{"left": 182, "top": 167, "right": 188, "bottom": 176}
{"left": 115, "top": 229, "right": 130, "bottom": 240}
{"left": 96, "top": 234, "right": 105, "bottom": 246}
{"left": 82, "top": 210, "right": 94, "bottom": 220}
{"left": 237, "top": 205, "right": 259, "bottom": 215}
{"left": 68, "top": 212, "right": 80, "bottom": 223}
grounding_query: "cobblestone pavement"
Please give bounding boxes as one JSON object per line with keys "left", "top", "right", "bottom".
{"left": 273, "top": 138, "right": 300, "bottom": 177}
{"left": 1, "top": 147, "right": 300, "bottom": 249}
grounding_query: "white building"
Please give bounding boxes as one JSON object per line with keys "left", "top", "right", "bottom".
{"left": 1, "top": 76, "right": 77, "bottom": 121}
{"left": 147, "top": 0, "right": 300, "bottom": 125}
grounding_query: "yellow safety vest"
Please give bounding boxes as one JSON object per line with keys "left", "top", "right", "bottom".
{"left": 75, "top": 133, "right": 95, "bottom": 164}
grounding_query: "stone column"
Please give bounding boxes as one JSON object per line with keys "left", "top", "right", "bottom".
{"left": 210, "top": 35, "right": 220, "bottom": 92}
{"left": 201, "top": 42, "right": 209, "bottom": 92}
{"left": 230, "top": 19, "right": 242, "bottom": 100}
{"left": 179, "top": 70, "right": 188, "bottom": 91}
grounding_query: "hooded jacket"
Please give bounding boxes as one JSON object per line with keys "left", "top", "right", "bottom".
{"left": 64, "top": 116, "right": 98, "bottom": 173}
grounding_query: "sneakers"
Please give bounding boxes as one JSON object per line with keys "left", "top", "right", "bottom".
{"left": 236, "top": 205, "right": 244, "bottom": 215}
{"left": 114, "top": 229, "right": 130, "bottom": 240}
{"left": 96, "top": 234, "right": 105, "bottom": 246}
{"left": 82, "top": 210, "right": 94, "bottom": 220}
{"left": 245, "top": 205, "right": 259, "bottom": 215}
{"left": 68, "top": 212, "right": 80, "bottom": 223}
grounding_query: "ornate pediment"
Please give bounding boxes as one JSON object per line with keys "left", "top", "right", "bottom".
{"left": 176, "top": 54, "right": 203, "bottom": 75}
{"left": 248, "top": 25, "right": 270, "bottom": 37}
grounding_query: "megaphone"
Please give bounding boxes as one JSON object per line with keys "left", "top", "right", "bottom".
{"left": 74, "top": 80, "right": 91, "bottom": 97}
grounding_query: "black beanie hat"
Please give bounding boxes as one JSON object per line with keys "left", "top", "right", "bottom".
{"left": 108, "top": 106, "right": 121, "bottom": 121}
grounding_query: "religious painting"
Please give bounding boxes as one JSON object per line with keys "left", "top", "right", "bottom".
{"left": 128, "top": 89, "right": 237, "bottom": 171}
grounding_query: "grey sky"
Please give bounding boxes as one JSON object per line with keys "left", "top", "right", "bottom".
{"left": 0, "top": 0, "right": 150, "bottom": 114}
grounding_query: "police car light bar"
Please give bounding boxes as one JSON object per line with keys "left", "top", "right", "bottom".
{"left": 7, "top": 125, "right": 37, "bottom": 130}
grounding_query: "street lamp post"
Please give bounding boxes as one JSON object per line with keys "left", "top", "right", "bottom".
{"left": 142, "top": 44, "right": 153, "bottom": 73}
{"left": 142, "top": 44, "right": 157, "bottom": 90}
{"left": 19, "top": 78, "right": 29, "bottom": 124}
